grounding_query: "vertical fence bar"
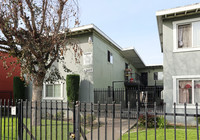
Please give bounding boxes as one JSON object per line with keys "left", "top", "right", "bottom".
{"left": 55, "top": 100, "right": 58, "bottom": 140}
{"left": 196, "top": 103, "right": 199, "bottom": 140}
{"left": 3, "top": 100, "right": 5, "bottom": 140}
{"left": 128, "top": 101, "right": 130, "bottom": 140}
{"left": 0, "top": 99, "right": 2, "bottom": 140}
{"left": 45, "top": 100, "right": 47, "bottom": 140}
{"left": 75, "top": 101, "right": 80, "bottom": 140}
{"left": 184, "top": 103, "right": 187, "bottom": 140}
{"left": 30, "top": 100, "right": 32, "bottom": 140}
{"left": 35, "top": 101, "right": 37, "bottom": 139}
{"left": 154, "top": 102, "right": 156, "bottom": 140}
{"left": 40, "top": 101, "right": 42, "bottom": 140}
{"left": 67, "top": 101, "right": 69, "bottom": 140}
{"left": 112, "top": 101, "right": 115, "bottom": 140}
{"left": 25, "top": 99, "right": 28, "bottom": 140}
{"left": 15, "top": 100, "right": 17, "bottom": 140}
{"left": 136, "top": 102, "right": 139, "bottom": 140}
{"left": 73, "top": 101, "right": 75, "bottom": 135}
{"left": 145, "top": 102, "right": 147, "bottom": 140}
{"left": 174, "top": 103, "right": 176, "bottom": 140}
{"left": 105, "top": 102, "right": 107, "bottom": 140}
{"left": 61, "top": 100, "right": 63, "bottom": 140}
{"left": 20, "top": 99, "right": 23, "bottom": 140}
{"left": 164, "top": 103, "right": 166, "bottom": 140}
{"left": 84, "top": 102, "right": 86, "bottom": 140}
{"left": 50, "top": 100, "right": 52, "bottom": 140}
{"left": 91, "top": 102, "right": 93, "bottom": 140}
{"left": 97, "top": 101, "right": 100, "bottom": 140}
{"left": 7, "top": 100, "right": 9, "bottom": 140}
{"left": 11, "top": 100, "right": 13, "bottom": 140}
{"left": 120, "top": 101, "right": 122, "bottom": 140}
{"left": 18, "top": 100, "right": 22, "bottom": 140}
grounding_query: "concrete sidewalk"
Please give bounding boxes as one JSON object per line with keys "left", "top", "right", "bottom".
{"left": 80, "top": 118, "right": 136, "bottom": 140}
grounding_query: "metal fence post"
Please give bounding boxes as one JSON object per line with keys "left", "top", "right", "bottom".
{"left": 136, "top": 101, "right": 139, "bottom": 140}
{"left": 18, "top": 100, "right": 22, "bottom": 140}
{"left": 0, "top": 99, "right": 2, "bottom": 140}
{"left": 112, "top": 101, "right": 115, "bottom": 140}
{"left": 75, "top": 101, "right": 80, "bottom": 140}
{"left": 174, "top": 102, "right": 176, "bottom": 140}
{"left": 184, "top": 103, "right": 187, "bottom": 140}
{"left": 196, "top": 103, "right": 199, "bottom": 140}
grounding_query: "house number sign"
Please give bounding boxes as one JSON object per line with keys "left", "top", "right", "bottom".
{"left": 11, "top": 106, "right": 16, "bottom": 115}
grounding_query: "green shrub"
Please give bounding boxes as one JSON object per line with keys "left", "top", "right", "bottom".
{"left": 13, "top": 76, "right": 25, "bottom": 100}
{"left": 55, "top": 111, "right": 65, "bottom": 120}
{"left": 157, "top": 116, "right": 166, "bottom": 128}
{"left": 66, "top": 74, "right": 80, "bottom": 102}
{"left": 138, "top": 114, "right": 159, "bottom": 128}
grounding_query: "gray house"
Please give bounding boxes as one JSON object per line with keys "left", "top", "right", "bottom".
{"left": 156, "top": 3, "right": 200, "bottom": 124}
{"left": 25, "top": 24, "right": 163, "bottom": 104}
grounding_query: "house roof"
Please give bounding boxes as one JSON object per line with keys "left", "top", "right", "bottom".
{"left": 156, "top": 3, "right": 200, "bottom": 52}
{"left": 69, "top": 24, "right": 146, "bottom": 69}
{"left": 121, "top": 47, "right": 145, "bottom": 69}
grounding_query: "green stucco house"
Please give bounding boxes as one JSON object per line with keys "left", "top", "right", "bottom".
{"left": 26, "top": 24, "right": 163, "bottom": 103}
{"left": 156, "top": 3, "right": 200, "bottom": 125}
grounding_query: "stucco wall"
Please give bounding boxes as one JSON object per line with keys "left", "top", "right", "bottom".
{"left": 46, "top": 33, "right": 94, "bottom": 102}
{"left": 139, "top": 67, "right": 163, "bottom": 86}
{"left": 93, "top": 32, "right": 137, "bottom": 89}
{"left": 41, "top": 31, "right": 139, "bottom": 103}
{"left": 163, "top": 14, "right": 200, "bottom": 125}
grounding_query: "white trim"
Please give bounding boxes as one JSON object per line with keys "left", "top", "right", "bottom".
{"left": 173, "top": 18, "right": 200, "bottom": 52}
{"left": 156, "top": 3, "right": 200, "bottom": 16}
{"left": 43, "top": 82, "right": 64, "bottom": 100}
{"left": 173, "top": 75, "right": 200, "bottom": 107}
{"left": 69, "top": 24, "right": 123, "bottom": 50}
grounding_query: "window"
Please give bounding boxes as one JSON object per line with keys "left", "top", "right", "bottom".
{"left": 83, "top": 52, "right": 92, "bottom": 66}
{"left": 173, "top": 18, "right": 200, "bottom": 52}
{"left": 43, "top": 83, "right": 63, "bottom": 99}
{"left": 178, "top": 80, "right": 192, "bottom": 104}
{"left": 107, "top": 50, "right": 113, "bottom": 64}
{"left": 125, "top": 63, "right": 128, "bottom": 69}
{"left": 178, "top": 24, "right": 192, "bottom": 48}
{"left": 173, "top": 76, "right": 200, "bottom": 105}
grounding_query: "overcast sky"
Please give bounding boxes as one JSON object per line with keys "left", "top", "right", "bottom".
{"left": 78, "top": 0, "right": 200, "bottom": 65}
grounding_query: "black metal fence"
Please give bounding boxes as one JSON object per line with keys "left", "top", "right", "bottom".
{"left": 94, "top": 86, "right": 164, "bottom": 109}
{"left": 0, "top": 99, "right": 200, "bottom": 140}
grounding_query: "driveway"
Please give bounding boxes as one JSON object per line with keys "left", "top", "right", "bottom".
{"left": 80, "top": 118, "right": 136, "bottom": 140}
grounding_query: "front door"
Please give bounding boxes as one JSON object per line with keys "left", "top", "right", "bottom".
{"left": 141, "top": 72, "right": 148, "bottom": 87}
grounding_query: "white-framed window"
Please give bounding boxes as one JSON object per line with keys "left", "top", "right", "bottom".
{"left": 173, "top": 75, "right": 200, "bottom": 106}
{"left": 43, "top": 83, "right": 64, "bottom": 99}
{"left": 173, "top": 18, "right": 200, "bottom": 52}
{"left": 107, "top": 50, "right": 113, "bottom": 64}
{"left": 83, "top": 52, "right": 92, "bottom": 66}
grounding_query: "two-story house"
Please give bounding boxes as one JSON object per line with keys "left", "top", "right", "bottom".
{"left": 40, "top": 24, "right": 163, "bottom": 103}
{"left": 156, "top": 3, "right": 200, "bottom": 125}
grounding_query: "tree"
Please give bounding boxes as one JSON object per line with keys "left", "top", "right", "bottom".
{"left": 0, "top": 0, "right": 82, "bottom": 102}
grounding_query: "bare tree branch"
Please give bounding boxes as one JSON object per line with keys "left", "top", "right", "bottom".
{"left": 18, "top": 0, "right": 33, "bottom": 33}
{"left": 40, "top": 0, "right": 48, "bottom": 34}
{"left": 25, "top": 0, "right": 37, "bottom": 37}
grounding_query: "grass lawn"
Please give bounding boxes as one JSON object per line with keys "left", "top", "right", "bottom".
{"left": 122, "top": 127, "right": 200, "bottom": 140}
{"left": 1, "top": 117, "right": 74, "bottom": 140}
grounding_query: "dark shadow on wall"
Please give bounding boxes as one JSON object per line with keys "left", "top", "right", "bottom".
{"left": 79, "top": 80, "right": 93, "bottom": 103}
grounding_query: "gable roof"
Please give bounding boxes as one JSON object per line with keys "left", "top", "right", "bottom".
{"left": 156, "top": 3, "right": 200, "bottom": 52}
{"left": 69, "top": 24, "right": 146, "bottom": 68}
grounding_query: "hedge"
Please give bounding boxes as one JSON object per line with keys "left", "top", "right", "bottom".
{"left": 13, "top": 76, "right": 25, "bottom": 100}
{"left": 66, "top": 74, "right": 80, "bottom": 102}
